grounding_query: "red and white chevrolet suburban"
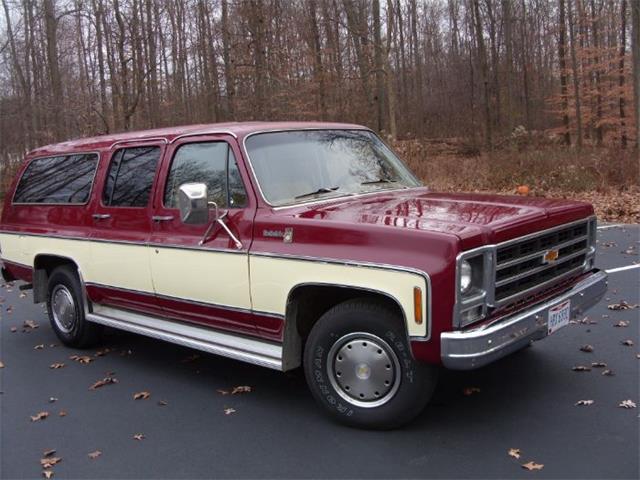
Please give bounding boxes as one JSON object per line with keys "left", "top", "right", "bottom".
{"left": 0, "top": 122, "right": 607, "bottom": 428}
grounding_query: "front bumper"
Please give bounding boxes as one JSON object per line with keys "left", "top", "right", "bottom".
{"left": 441, "top": 270, "right": 608, "bottom": 370}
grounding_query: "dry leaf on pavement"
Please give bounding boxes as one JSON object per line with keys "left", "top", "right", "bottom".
{"left": 133, "top": 433, "right": 145, "bottom": 441}
{"left": 58, "top": 410, "right": 67, "bottom": 417}
{"left": 621, "top": 339, "right": 634, "bottom": 346}
{"left": 23, "top": 320, "right": 38, "bottom": 329}
{"left": 579, "top": 344, "right": 594, "bottom": 353}
{"left": 43, "top": 449, "right": 56, "bottom": 457}
{"left": 88, "top": 451, "right": 102, "bottom": 460}
{"left": 508, "top": 448, "right": 521, "bottom": 459}
{"left": 614, "top": 320, "right": 629, "bottom": 327}
{"left": 42, "top": 470, "right": 54, "bottom": 479}
{"left": 70, "top": 355, "right": 93, "bottom": 364}
{"left": 607, "top": 301, "right": 638, "bottom": 310}
{"left": 48, "top": 397, "right": 58, "bottom": 403}
{"left": 619, "top": 399, "right": 637, "bottom": 409}
{"left": 224, "top": 408, "right": 236, "bottom": 415}
{"left": 0, "top": 361, "right": 4, "bottom": 368}
{"left": 133, "top": 391, "right": 150, "bottom": 400}
{"left": 40, "top": 457, "right": 61, "bottom": 468}
{"left": 49, "top": 363, "right": 65, "bottom": 369}
{"left": 574, "top": 400, "right": 594, "bottom": 406}
{"left": 602, "top": 369, "right": 615, "bottom": 376}
{"left": 31, "top": 412, "right": 49, "bottom": 422}
{"left": 521, "top": 461, "right": 544, "bottom": 471}
{"left": 89, "top": 377, "right": 118, "bottom": 390}
{"left": 34, "top": 344, "right": 44, "bottom": 350}
{"left": 157, "top": 400, "right": 168, "bottom": 406}
{"left": 591, "top": 362, "right": 607, "bottom": 368}
{"left": 572, "top": 365, "right": 591, "bottom": 372}
{"left": 231, "top": 386, "right": 252, "bottom": 395}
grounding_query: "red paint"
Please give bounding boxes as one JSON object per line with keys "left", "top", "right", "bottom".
{"left": 0, "top": 122, "right": 597, "bottom": 365}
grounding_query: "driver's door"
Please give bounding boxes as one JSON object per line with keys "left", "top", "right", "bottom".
{"left": 148, "top": 136, "right": 256, "bottom": 336}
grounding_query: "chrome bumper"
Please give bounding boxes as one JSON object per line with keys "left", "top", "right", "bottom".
{"left": 441, "top": 270, "right": 608, "bottom": 370}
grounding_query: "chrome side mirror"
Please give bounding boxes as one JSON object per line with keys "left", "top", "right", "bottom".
{"left": 178, "top": 183, "right": 209, "bottom": 224}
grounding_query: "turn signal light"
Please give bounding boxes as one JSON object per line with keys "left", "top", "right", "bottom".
{"left": 413, "top": 287, "right": 423, "bottom": 325}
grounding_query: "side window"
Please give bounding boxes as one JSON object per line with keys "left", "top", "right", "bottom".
{"left": 103, "top": 146, "right": 160, "bottom": 207}
{"left": 13, "top": 153, "right": 99, "bottom": 204}
{"left": 164, "top": 142, "right": 247, "bottom": 209}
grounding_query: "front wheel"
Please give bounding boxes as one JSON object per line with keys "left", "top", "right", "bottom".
{"left": 303, "top": 299, "right": 438, "bottom": 429}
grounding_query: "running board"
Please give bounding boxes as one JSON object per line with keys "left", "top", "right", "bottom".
{"left": 86, "top": 305, "right": 283, "bottom": 370}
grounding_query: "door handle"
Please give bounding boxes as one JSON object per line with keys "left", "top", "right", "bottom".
{"left": 92, "top": 214, "right": 111, "bottom": 220}
{"left": 152, "top": 215, "right": 174, "bottom": 222}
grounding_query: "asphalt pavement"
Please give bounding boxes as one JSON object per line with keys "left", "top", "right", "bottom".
{"left": 1, "top": 225, "right": 638, "bottom": 479}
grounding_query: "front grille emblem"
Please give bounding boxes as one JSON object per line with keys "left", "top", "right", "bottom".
{"left": 542, "top": 249, "right": 560, "bottom": 264}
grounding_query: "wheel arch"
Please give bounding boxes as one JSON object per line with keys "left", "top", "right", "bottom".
{"left": 281, "top": 283, "right": 408, "bottom": 371}
{"left": 32, "top": 254, "right": 88, "bottom": 308}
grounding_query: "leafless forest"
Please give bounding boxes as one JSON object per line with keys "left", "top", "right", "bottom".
{"left": 1, "top": 0, "right": 639, "bottom": 219}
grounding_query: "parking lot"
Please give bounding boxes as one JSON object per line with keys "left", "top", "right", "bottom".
{"left": 1, "top": 225, "right": 638, "bottom": 479}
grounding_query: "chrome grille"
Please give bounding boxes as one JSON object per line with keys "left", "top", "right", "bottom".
{"left": 494, "top": 221, "right": 590, "bottom": 306}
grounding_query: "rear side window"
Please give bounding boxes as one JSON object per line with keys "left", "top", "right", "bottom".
{"left": 13, "top": 153, "right": 99, "bottom": 204}
{"left": 163, "top": 142, "right": 247, "bottom": 209}
{"left": 103, "top": 147, "right": 160, "bottom": 207}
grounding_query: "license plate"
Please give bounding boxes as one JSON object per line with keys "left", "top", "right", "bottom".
{"left": 548, "top": 300, "right": 571, "bottom": 335}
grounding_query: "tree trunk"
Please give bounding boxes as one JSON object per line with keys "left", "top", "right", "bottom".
{"left": 631, "top": 0, "right": 639, "bottom": 149}
{"left": 559, "top": 0, "right": 571, "bottom": 145}
{"left": 473, "top": 0, "right": 492, "bottom": 149}
{"left": 618, "top": 0, "right": 627, "bottom": 148}
{"left": 568, "top": 0, "right": 583, "bottom": 149}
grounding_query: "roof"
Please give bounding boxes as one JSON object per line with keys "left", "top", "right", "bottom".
{"left": 27, "top": 121, "right": 368, "bottom": 157}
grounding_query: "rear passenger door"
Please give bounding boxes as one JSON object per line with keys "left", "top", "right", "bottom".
{"left": 148, "top": 136, "right": 256, "bottom": 336}
{"left": 86, "top": 143, "right": 163, "bottom": 313}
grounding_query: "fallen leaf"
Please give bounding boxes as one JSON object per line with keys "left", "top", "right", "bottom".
{"left": 89, "top": 376, "right": 118, "bottom": 390}
{"left": 58, "top": 410, "right": 67, "bottom": 417}
{"left": 575, "top": 400, "right": 594, "bottom": 406}
{"left": 508, "top": 448, "right": 521, "bottom": 459}
{"left": 133, "top": 433, "right": 145, "bottom": 441}
{"left": 157, "top": 400, "right": 168, "bottom": 406}
{"left": 0, "top": 361, "right": 4, "bottom": 368}
{"left": 40, "top": 457, "right": 61, "bottom": 468}
{"left": 231, "top": 385, "right": 252, "bottom": 395}
{"left": 87, "top": 450, "right": 102, "bottom": 460}
{"left": 94, "top": 348, "right": 112, "bottom": 357}
{"left": 42, "top": 470, "right": 54, "bottom": 479}
{"left": 49, "top": 363, "right": 65, "bottom": 369}
{"left": 621, "top": 339, "right": 634, "bottom": 346}
{"left": 216, "top": 389, "right": 230, "bottom": 395}
{"left": 70, "top": 355, "right": 93, "bottom": 364}
{"left": 608, "top": 301, "right": 639, "bottom": 310}
{"left": 614, "top": 320, "right": 629, "bottom": 327}
{"left": 591, "top": 362, "right": 607, "bottom": 368}
{"left": 43, "top": 449, "right": 56, "bottom": 457}
{"left": 6, "top": 306, "right": 13, "bottom": 314}
{"left": 521, "top": 461, "right": 544, "bottom": 471}
{"left": 602, "top": 369, "right": 615, "bottom": 376}
{"left": 23, "top": 320, "right": 38, "bottom": 329}
{"left": 10, "top": 327, "right": 17, "bottom": 332}
{"left": 579, "top": 344, "right": 594, "bottom": 353}
{"left": 19, "top": 292, "right": 27, "bottom": 299}
{"left": 224, "top": 407, "right": 236, "bottom": 415}
{"left": 133, "top": 391, "right": 150, "bottom": 400}
{"left": 48, "top": 397, "right": 58, "bottom": 403}
{"left": 619, "top": 399, "right": 637, "bottom": 409}
{"left": 463, "top": 387, "right": 481, "bottom": 396}
{"left": 572, "top": 365, "right": 591, "bottom": 372}
{"left": 31, "top": 411, "right": 49, "bottom": 422}
{"left": 34, "top": 344, "right": 44, "bottom": 350}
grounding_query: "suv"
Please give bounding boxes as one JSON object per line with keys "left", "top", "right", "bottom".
{"left": 0, "top": 122, "right": 607, "bottom": 428}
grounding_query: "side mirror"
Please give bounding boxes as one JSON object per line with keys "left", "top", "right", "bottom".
{"left": 178, "top": 183, "right": 209, "bottom": 224}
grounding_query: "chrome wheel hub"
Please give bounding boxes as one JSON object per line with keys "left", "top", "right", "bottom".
{"left": 327, "top": 332, "right": 401, "bottom": 408}
{"left": 51, "top": 285, "right": 76, "bottom": 333}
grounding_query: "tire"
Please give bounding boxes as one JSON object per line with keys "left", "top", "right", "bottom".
{"left": 47, "top": 265, "right": 102, "bottom": 348}
{"left": 303, "top": 298, "right": 438, "bottom": 429}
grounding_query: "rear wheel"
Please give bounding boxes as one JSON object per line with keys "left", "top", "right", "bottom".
{"left": 303, "top": 298, "right": 438, "bottom": 429}
{"left": 47, "top": 266, "right": 102, "bottom": 348}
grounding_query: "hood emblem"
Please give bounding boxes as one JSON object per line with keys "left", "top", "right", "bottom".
{"left": 542, "top": 249, "right": 559, "bottom": 264}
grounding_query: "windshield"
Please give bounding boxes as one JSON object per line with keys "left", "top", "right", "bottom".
{"left": 244, "top": 130, "right": 421, "bottom": 206}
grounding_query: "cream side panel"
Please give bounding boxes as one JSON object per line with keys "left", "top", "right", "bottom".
{"left": 250, "top": 256, "right": 427, "bottom": 337}
{"left": 150, "top": 248, "right": 251, "bottom": 309}
{"left": 87, "top": 242, "right": 154, "bottom": 293}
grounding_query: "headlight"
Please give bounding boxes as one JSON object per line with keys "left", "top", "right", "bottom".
{"left": 460, "top": 260, "right": 472, "bottom": 294}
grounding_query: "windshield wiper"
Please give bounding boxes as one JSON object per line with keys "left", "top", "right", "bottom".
{"left": 361, "top": 178, "right": 398, "bottom": 186}
{"left": 294, "top": 186, "right": 340, "bottom": 200}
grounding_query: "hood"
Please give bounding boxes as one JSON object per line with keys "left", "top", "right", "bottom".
{"left": 295, "top": 187, "right": 594, "bottom": 250}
